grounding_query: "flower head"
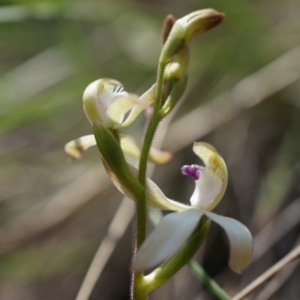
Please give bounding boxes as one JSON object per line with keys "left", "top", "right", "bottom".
{"left": 65, "top": 79, "right": 171, "bottom": 165}
{"left": 83, "top": 78, "right": 142, "bottom": 129}
{"left": 130, "top": 142, "right": 252, "bottom": 274}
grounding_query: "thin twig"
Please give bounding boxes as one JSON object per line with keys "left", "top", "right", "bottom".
{"left": 75, "top": 198, "right": 135, "bottom": 300}
{"left": 188, "top": 260, "right": 231, "bottom": 300}
{"left": 255, "top": 236, "right": 300, "bottom": 300}
{"left": 253, "top": 198, "right": 300, "bottom": 261}
{"left": 232, "top": 242, "right": 300, "bottom": 300}
{"left": 255, "top": 257, "right": 300, "bottom": 300}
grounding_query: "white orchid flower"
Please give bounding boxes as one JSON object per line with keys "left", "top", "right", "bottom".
{"left": 65, "top": 79, "right": 171, "bottom": 164}
{"left": 83, "top": 78, "right": 154, "bottom": 130}
{"left": 129, "top": 142, "right": 252, "bottom": 274}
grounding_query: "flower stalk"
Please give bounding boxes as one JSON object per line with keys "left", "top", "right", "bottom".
{"left": 142, "top": 217, "right": 211, "bottom": 292}
{"left": 134, "top": 42, "right": 167, "bottom": 300}
{"left": 188, "top": 260, "right": 232, "bottom": 300}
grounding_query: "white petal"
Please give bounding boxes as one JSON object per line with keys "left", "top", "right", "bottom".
{"left": 192, "top": 142, "right": 228, "bottom": 210}
{"left": 132, "top": 209, "right": 203, "bottom": 271}
{"left": 106, "top": 93, "right": 140, "bottom": 126}
{"left": 120, "top": 84, "right": 156, "bottom": 129}
{"left": 203, "top": 211, "right": 253, "bottom": 273}
{"left": 83, "top": 78, "right": 126, "bottom": 126}
{"left": 190, "top": 168, "right": 222, "bottom": 209}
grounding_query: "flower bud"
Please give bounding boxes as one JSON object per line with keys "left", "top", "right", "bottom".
{"left": 160, "top": 9, "right": 224, "bottom": 64}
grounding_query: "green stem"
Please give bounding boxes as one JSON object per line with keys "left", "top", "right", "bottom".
{"left": 133, "top": 61, "right": 167, "bottom": 300}
{"left": 143, "top": 218, "right": 211, "bottom": 292}
{"left": 188, "top": 260, "right": 232, "bottom": 300}
{"left": 136, "top": 61, "right": 167, "bottom": 247}
{"left": 135, "top": 114, "right": 160, "bottom": 252}
{"left": 138, "top": 116, "right": 161, "bottom": 187}
{"left": 153, "top": 62, "right": 166, "bottom": 112}
{"left": 138, "top": 61, "right": 166, "bottom": 186}
{"left": 134, "top": 273, "right": 148, "bottom": 300}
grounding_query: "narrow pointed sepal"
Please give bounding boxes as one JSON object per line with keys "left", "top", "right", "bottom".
{"left": 203, "top": 211, "right": 253, "bottom": 273}
{"left": 132, "top": 209, "right": 203, "bottom": 272}
{"left": 120, "top": 135, "right": 172, "bottom": 164}
{"left": 64, "top": 133, "right": 171, "bottom": 164}
{"left": 146, "top": 178, "right": 190, "bottom": 211}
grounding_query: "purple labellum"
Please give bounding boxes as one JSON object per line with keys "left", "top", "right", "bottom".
{"left": 181, "top": 164, "right": 201, "bottom": 180}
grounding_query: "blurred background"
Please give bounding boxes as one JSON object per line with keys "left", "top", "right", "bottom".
{"left": 0, "top": 0, "right": 300, "bottom": 299}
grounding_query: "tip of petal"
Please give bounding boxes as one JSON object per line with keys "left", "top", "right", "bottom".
{"left": 64, "top": 141, "right": 83, "bottom": 160}
{"left": 64, "top": 135, "right": 96, "bottom": 160}
{"left": 203, "top": 211, "right": 253, "bottom": 273}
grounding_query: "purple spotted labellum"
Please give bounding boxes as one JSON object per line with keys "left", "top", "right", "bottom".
{"left": 182, "top": 164, "right": 223, "bottom": 210}
{"left": 181, "top": 164, "right": 201, "bottom": 180}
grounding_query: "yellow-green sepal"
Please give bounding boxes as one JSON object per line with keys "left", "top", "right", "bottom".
{"left": 120, "top": 135, "right": 172, "bottom": 164}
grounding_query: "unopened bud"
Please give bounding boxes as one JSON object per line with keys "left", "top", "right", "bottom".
{"left": 160, "top": 9, "right": 224, "bottom": 64}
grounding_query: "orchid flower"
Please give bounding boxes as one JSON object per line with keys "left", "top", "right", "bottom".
{"left": 76, "top": 84, "right": 252, "bottom": 274}
{"left": 83, "top": 78, "right": 140, "bottom": 129}
{"left": 129, "top": 142, "right": 252, "bottom": 274}
{"left": 65, "top": 79, "right": 171, "bottom": 164}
